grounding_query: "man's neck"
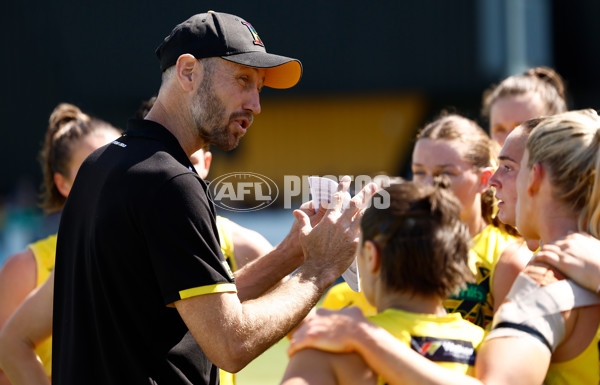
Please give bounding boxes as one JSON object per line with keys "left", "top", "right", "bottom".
{"left": 145, "top": 96, "right": 202, "bottom": 157}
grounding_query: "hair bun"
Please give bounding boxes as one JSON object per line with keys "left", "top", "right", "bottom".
{"left": 525, "top": 66, "right": 566, "bottom": 101}
{"left": 48, "top": 103, "right": 90, "bottom": 137}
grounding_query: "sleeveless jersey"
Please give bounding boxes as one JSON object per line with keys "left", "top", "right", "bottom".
{"left": 443, "top": 225, "right": 518, "bottom": 328}
{"left": 217, "top": 216, "right": 237, "bottom": 272}
{"left": 321, "top": 282, "right": 377, "bottom": 316}
{"left": 27, "top": 233, "right": 57, "bottom": 376}
{"left": 543, "top": 326, "right": 600, "bottom": 384}
{"left": 216, "top": 216, "right": 237, "bottom": 385}
{"left": 368, "top": 308, "right": 485, "bottom": 384}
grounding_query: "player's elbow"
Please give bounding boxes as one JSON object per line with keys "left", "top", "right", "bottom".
{"left": 211, "top": 344, "right": 254, "bottom": 373}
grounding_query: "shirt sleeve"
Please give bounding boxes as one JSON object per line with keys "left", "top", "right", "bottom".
{"left": 142, "top": 172, "right": 236, "bottom": 306}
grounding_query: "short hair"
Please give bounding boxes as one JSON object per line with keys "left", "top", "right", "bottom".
{"left": 360, "top": 182, "right": 473, "bottom": 298}
{"left": 160, "top": 56, "right": 219, "bottom": 86}
{"left": 525, "top": 109, "right": 600, "bottom": 237}
{"left": 482, "top": 66, "right": 567, "bottom": 119}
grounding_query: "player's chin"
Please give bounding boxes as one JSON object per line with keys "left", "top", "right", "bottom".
{"left": 497, "top": 209, "right": 515, "bottom": 227}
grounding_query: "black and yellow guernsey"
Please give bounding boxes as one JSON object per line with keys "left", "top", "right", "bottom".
{"left": 52, "top": 119, "right": 235, "bottom": 385}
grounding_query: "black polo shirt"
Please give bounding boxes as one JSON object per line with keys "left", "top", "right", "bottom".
{"left": 52, "top": 119, "right": 236, "bottom": 384}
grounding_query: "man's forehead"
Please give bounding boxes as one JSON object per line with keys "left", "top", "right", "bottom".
{"left": 220, "top": 59, "right": 266, "bottom": 82}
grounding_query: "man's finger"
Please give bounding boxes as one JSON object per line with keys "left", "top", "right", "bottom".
{"left": 336, "top": 175, "right": 352, "bottom": 194}
{"left": 341, "top": 182, "right": 378, "bottom": 220}
{"left": 293, "top": 209, "right": 312, "bottom": 235}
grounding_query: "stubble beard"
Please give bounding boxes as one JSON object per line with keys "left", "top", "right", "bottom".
{"left": 190, "top": 77, "right": 239, "bottom": 151}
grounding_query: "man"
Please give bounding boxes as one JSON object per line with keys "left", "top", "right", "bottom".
{"left": 52, "top": 11, "right": 375, "bottom": 384}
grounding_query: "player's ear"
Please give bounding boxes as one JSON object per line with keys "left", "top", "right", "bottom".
{"left": 478, "top": 167, "right": 494, "bottom": 193}
{"left": 527, "top": 162, "right": 544, "bottom": 196}
{"left": 364, "top": 240, "right": 381, "bottom": 274}
{"left": 54, "top": 172, "right": 72, "bottom": 198}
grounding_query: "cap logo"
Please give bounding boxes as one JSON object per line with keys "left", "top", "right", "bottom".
{"left": 241, "top": 21, "right": 264, "bottom": 47}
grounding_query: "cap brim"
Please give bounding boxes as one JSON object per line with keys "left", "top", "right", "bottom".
{"left": 222, "top": 52, "right": 302, "bottom": 89}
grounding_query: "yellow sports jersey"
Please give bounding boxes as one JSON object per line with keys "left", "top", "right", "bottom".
{"left": 544, "top": 326, "right": 600, "bottom": 385}
{"left": 443, "top": 225, "right": 518, "bottom": 329}
{"left": 369, "top": 308, "right": 485, "bottom": 384}
{"left": 27, "top": 234, "right": 58, "bottom": 376}
{"left": 320, "top": 282, "right": 377, "bottom": 316}
{"left": 217, "top": 216, "right": 237, "bottom": 272}
{"left": 216, "top": 216, "right": 237, "bottom": 385}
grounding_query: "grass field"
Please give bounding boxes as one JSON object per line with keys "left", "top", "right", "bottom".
{"left": 237, "top": 338, "right": 290, "bottom": 385}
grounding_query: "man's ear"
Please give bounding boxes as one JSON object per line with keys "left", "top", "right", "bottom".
{"left": 527, "top": 162, "right": 544, "bottom": 196}
{"left": 478, "top": 167, "right": 494, "bottom": 193}
{"left": 175, "top": 54, "right": 200, "bottom": 92}
{"left": 364, "top": 240, "right": 381, "bottom": 274}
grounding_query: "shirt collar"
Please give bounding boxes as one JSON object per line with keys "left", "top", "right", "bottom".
{"left": 124, "top": 118, "right": 198, "bottom": 174}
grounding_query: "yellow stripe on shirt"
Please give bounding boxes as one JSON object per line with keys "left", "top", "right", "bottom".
{"left": 179, "top": 283, "right": 237, "bottom": 299}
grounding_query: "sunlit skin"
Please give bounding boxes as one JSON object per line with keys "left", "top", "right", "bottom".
{"left": 489, "top": 93, "right": 545, "bottom": 147}
{"left": 411, "top": 138, "right": 489, "bottom": 237}
{"left": 191, "top": 59, "right": 265, "bottom": 151}
{"left": 515, "top": 149, "right": 537, "bottom": 241}
{"left": 488, "top": 125, "right": 528, "bottom": 227}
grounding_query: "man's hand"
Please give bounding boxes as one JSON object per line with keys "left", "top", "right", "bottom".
{"left": 292, "top": 177, "right": 377, "bottom": 287}
{"left": 277, "top": 200, "right": 328, "bottom": 262}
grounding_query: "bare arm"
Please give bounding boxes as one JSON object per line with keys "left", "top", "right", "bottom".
{"left": 287, "top": 307, "right": 484, "bottom": 385}
{"left": 0, "top": 270, "right": 54, "bottom": 385}
{"left": 492, "top": 241, "right": 531, "bottom": 312}
{"left": 176, "top": 178, "right": 377, "bottom": 372}
{"left": 0, "top": 249, "right": 38, "bottom": 385}
{"left": 224, "top": 219, "right": 274, "bottom": 269}
{"left": 0, "top": 249, "right": 37, "bottom": 330}
{"left": 233, "top": 201, "right": 327, "bottom": 301}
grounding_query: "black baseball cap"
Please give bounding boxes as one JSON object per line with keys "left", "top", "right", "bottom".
{"left": 156, "top": 11, "right": 302, "bottom": 89}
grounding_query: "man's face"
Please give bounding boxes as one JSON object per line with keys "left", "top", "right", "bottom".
{"left": 488, "top": 125, "right": 528, "bottom": 226}
{"left": 190, "top": 59, "right": 265, "bottom": 151}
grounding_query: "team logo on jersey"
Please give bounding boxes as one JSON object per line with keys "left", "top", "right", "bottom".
{"left": 410, "top": 336, "right": 476, "bottom": 365}
{"left": 241, "top": 21, "right": 264, "bottom": 46}
{"left": 111, "top": 140, "right": 127, "bottom": 148}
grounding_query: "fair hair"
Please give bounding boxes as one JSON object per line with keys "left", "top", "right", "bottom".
{"left": 40, "top": 103, "right": 121, "bottom": 213}
{"left": 526, "top": 109, "right": 600, "bottom": 237}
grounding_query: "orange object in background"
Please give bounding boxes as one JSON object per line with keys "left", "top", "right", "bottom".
{"left": 210, "top": 93, "right": 428, "bottom": 207}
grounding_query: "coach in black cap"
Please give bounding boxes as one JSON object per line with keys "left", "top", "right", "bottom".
{"left": 52, "top": 10, "right": 375, "bottom": 385}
